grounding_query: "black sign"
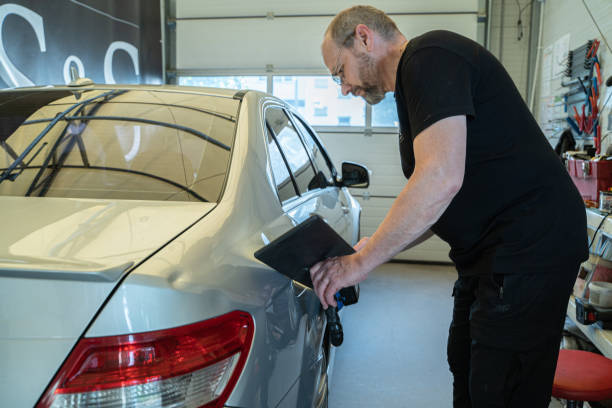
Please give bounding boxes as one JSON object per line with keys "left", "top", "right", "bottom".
{"left": 0, "top": 0, "right": 162, "bottom": 88}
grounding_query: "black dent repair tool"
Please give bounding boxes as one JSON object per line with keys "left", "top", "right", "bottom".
{"left": 254, "top": 214, "right": 359, "bottom": 346}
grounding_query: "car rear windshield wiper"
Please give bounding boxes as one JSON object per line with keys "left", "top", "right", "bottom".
{"left": 0, "top": 90, "right": 120, "bottom": 184}
{"left": 4, "top": 141, "right": 48, "bottom": 182}
{"left": 24, "top": 91, "right": 126, "bottom": 197}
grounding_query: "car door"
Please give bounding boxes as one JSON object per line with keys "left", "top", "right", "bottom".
{"left": 265, "top": 106, "right": 351, "bottom": 243}
{"left": 288, "top": 111, "right": 357, "bottom": 244}
{"left": 263, "top": 105, "right": 332, "bottom": 407}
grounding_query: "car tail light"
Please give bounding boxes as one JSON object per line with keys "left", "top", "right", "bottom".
{"left": 37, "top": 311, "right": 254, "bottom": 408}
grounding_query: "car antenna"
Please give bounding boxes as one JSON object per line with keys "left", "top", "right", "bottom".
{"left": 68, "top": 66, "right": 94, "bottom": 99}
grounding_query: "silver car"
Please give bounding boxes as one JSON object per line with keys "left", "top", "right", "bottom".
{"left": 0, "top": 85, "right": 368, "bottom": 408}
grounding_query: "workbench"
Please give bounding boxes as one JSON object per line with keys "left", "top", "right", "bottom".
{"left": 567, "top": 207, "right": 612, "bottom": 358}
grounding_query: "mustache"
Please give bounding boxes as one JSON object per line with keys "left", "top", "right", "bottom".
{"left": 352, "top": 85, "right": 378, "bottom": 97}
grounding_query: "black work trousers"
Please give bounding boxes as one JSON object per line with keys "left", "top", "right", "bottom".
{"left": 447, "top": 266, "right": 578, "bottom": 408}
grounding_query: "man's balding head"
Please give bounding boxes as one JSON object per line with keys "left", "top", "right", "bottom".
{"left": 325, "top": 5, "right": 400, "bottom": 49}
{"left": 321, "top": 6, "right": 404, "bottom": 105}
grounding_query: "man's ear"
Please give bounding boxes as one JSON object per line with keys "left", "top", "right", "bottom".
{"left": 354, "top": 24, "right": 373, "bottom": 52}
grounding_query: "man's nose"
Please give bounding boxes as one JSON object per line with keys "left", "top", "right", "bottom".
{"left": 341, "top": 83, "right": 351, "bottom": 96}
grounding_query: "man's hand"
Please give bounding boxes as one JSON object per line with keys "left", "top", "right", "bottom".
{"left": 353, "top": 236, "right": 370, "bottom": 252}
{"left": 309, "top": 237, "right": 371, "bottom": 309}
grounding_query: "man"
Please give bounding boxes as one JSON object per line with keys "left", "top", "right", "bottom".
{"left": 310, "top": 5, "right": 588, "bottom": 407}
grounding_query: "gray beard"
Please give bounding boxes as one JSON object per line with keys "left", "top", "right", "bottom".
{"left": 362, "top": 87, "right": 386, "bottom": 105}
{"left": 355, "top": 52, "right": 386, "bottom": 105}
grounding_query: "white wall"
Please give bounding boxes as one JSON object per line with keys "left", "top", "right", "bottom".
{"left": 534, "top": 0, "right": 612, "bottom": 152}
{"left": 488, "top": 0, "right": 533, "bottom": 100}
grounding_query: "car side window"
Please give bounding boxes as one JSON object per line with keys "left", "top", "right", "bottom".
{"left": 291, "top": 114, "right": 335, "bottom": 185}
{"left": 265, "top": 122, "right": 299, "bottom": 203}
{"left": 266, "top": 108, "right": 317, "bottom": 194}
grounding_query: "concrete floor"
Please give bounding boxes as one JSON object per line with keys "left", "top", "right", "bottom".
{"left": 328, "top": 262, "right": 564, "bottom": 408}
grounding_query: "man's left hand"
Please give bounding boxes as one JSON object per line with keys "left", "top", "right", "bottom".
{"left": 309, "top": 253, "right": 368, "bottom": 309}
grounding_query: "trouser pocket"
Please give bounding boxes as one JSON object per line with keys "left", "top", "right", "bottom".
{"left": 447, "top": 277, "right": 477, "bottom": 371}
{"left": 448, "top": 276, "right": 478, "bottom": 408}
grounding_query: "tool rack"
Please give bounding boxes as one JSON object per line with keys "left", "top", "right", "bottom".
{"left": 563, "top": 39, "right": 604, "bottom": 153}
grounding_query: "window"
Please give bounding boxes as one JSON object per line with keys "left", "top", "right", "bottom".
{"left": 0, "top": 89, "right": 238, "bottom": 202}
{"left": 178, "top": 76, "right": 267, "bottom": 92}
{"left": 314, "top": 78, "right": 329, "bottom": 89}
{"left": 291, "top": 114, "right": 334, "bottom": 185}
{"left": 337, "top": 116, "right": 351, "bottom": 126}
{"left": 372, "top": 92, "right": 399, "bottom": 128}
{"left": 266, "top": 108, "right": 316, "bottom": 195}
{"left": 273, "top": 76, "right": 365, "bottom": 127}
{"left": 314, "top": 106, "right": 328, "bottom": 117}
{"left": 265, "top": 123, "right": 297, "bottom": 203}
{"left": 176, "top": 75, "right": 398, "bottom": 131}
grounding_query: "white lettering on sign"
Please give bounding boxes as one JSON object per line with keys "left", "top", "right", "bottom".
{"left": 104, "top": 41, "right": 139, "bottom": 84}
{"left": 0, "top": 4, "right": 141, "bottom": 87}
{"left": 0, "top": 4, "right": 46, "bottom": 87}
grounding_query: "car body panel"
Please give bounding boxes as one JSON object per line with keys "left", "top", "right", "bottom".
{"left": 0, "top": 336, "right": 75, "bottom": 408}
{"left": 0, "top": 87, "right": 361, "bottom": 408}
{"left": 0, "top": 196, "right": 214, "bottom": 275}
{"left": 87, "top": 93, "right": 352, "bottom": 408}
{"left": 284, "top": 188, "right": 352, "bottom": 242}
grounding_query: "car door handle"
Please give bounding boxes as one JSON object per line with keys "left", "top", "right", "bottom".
{"left": 341, "top": 205, "right": 350, "bottom": 214}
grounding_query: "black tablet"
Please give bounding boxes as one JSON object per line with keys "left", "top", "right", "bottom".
{"left": 254, "top": 214, "right": 355, "bottom": 288}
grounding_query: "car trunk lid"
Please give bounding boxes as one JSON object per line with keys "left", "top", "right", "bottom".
{"left": 0, "top": 196, "right": 215, "bottom": 407}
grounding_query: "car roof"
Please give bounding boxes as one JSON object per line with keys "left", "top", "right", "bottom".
{"left": 0, "top": 84, "right": 301, "bottom": 114}
{"left": 0, "top": 84, "right": 245, "bottom": 100}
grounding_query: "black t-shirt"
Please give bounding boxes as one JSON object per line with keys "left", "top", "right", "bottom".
{"left": 395, "top": 30, "right": 588, "bottom": 276}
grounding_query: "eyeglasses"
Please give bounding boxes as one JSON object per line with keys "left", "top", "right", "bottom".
{"left": 331, "top": 32, "right": 355, "bottom": 86}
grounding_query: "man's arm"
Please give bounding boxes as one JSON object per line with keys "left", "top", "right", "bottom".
{"left": 310, "top": 115, "right": 466, "bottom": 308}
{"left": 357, "top": 115, "right": 465, "bottom": 268}
{"left": 357, "top": 229, "right": 434, "bottom": 253}
{"left": 402, "top": 229, "right": 434, "bottom": 251}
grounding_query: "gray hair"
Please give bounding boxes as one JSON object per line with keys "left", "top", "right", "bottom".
{"left": 326, "top": 5, "right": 400, "bottom": 48}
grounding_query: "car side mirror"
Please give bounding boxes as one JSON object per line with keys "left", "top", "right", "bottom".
{"left": 339, "top": 162, "right": 370, "bottom": 188}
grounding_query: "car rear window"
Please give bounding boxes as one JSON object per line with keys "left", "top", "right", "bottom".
{"left": 0, "top": 89, "right": 239, "bottom": 202}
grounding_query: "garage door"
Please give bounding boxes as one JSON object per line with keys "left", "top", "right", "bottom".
{"left": 175, "top": 0, "right": 479, "bottom": 72}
